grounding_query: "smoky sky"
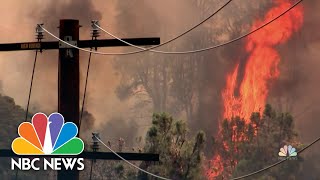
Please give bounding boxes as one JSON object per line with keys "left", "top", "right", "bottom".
{"left": 268, "top": 1, "right": 320, "bottom": 151}
{"left": 30, "top": 0, "right": 102, "bottom": 131}
{"left": 32, "top": 0, "right": 102, "bottom": 35}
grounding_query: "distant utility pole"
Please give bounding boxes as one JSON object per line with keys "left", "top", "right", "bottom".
{"left": 0, "top": 19, "right": 160, "bottom": 180}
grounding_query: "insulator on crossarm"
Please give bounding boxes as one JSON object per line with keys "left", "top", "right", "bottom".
{"left": 91, "top": 20, "right": 100, "bottom": 38}
{"left": 91, "top": 132, "right": 100, "bottom": 152}
{"left": 35, "top": 24, "right": 44, "bottom": 52}
{"left": 91, "top": 20, "right": 100, "bottom": 51}
{"left": 36, "top": 24, "right": 44, "bottom": 41}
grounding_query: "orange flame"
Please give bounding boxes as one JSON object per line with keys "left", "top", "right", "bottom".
{"left": 207, "top": 155, "right": 224, "bottom": 180}
{"left": 223, "top": 0, "right": 304, "bottom": 122}
{"left": 208, "top": 0, "right": 304, "bottom": 179}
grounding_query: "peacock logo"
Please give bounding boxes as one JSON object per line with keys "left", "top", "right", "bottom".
{"left": 278, "top": 145, "right": 297, "bottom": 157}
{"left": 12, "top": 112, "right": 84, "bottom": 155}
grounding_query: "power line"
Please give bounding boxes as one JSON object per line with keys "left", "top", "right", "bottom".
{"left": 230, "top": 99, "right": 317, "bottom": 179}
{"left": 94, "top": 133, "right": 320, "bottom": 180}
{"left": 79, "top": 38, "right": 94, "bottom": 128}
{"left": 79, "top": 21, "right": 101, "bottom": 128}
{"left": 25, "top": 50, "right": 38, "bottom": 122}
{"left": 231, "top": 135, "right": 320, "bottom": 180}
{"left": 17, "top": 24, "right": 44, "bottom": 180}
{"left": 92, "top": 0, "right": 233, "bottom": 55}
{"left": 95, "top": 135, "right": 171, "bottom": 180}
{"left": 41, "top": 0, "right": 303, "bottom": 55}
{"left": 94, "top": 100, "right": 318, "bottom": 180}
{"left": 24, "top": 24, "right": 44, "bottom": 122}
{"left": 39, "top": 0, "right": 233, "bottom": 56}
{"left": 38, "top": 0, "right": 308, "bottom": 178}
{"left": 94, "top": 0, "right": 303, "bottom": 54}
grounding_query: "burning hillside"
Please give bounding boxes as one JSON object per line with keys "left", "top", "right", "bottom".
{"left": 208, "top": 0, "right": 304, "bottom": 179}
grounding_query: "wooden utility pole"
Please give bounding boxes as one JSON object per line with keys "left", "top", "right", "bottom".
{"left": 0, "top": 19, "right": 160, "bottom": 180}
{"left": 57, "top": 16, "right": 81, "bottom": 180}
{"left": 58, "top": 19, "right": 80, "bottom": 129}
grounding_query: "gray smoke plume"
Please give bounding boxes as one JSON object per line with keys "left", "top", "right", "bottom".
{"left": 29, "top": 0, "right": 102, "bottom": 137}
{"left": 0, "top": 0, "right": 103, "bottom": 141}
{"left": 268, "top": 0, "right": 320, "bottom": 151}
{"left": 32, "top": 0, "right": 102, "bottom": 34}
{"left": 112, "top": 0, "right": 272, "bottom": 148}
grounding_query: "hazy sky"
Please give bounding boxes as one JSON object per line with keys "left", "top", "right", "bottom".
{"left": 0, "top": 0, "right": 215, "bottom": 126}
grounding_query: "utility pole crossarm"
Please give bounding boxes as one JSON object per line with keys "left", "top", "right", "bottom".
{"left": 0, "top": 37, "right": 160, "bottom": 51}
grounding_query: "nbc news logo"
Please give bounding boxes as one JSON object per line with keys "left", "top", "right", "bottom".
{"left": 278, "top": 145, "right": 298, "bottom": 160}
{"left": 11, "top": 113, "right": 84, "bottom": 171}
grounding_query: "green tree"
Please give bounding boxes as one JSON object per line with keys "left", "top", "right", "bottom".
{"left": 0, "top": 94, "right": 51, "bottom": 179}
{"left": 80, "top": 113, "right": 205, "bottom": 180}
{"left": 210, "top": 104, "right": 303, "bottom": 179}
{"left": 137, "top": 113, "right": 206, "bottom": 180}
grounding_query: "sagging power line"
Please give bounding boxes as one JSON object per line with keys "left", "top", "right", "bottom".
{"left": 41, "top": 0, "right": 303, "bottom": 55}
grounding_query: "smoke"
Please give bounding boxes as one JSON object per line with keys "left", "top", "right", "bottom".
{"left": 100, "top": 116, "right": 140, "bottom": 150}
{"left": 111, "top": 0, "right": 275, "bottom": 149}
{"left": 268, "top": 0, "right": 320, "bottom": 149}
{"left": 80, "top": 110, "right": 96, "bottom": 133}
{"left": 32, "top": 0, "right": 102, "bottom": 33}
{"left": 0, "top": 0, "right": 163, "bottom": 144}
{"left": 28, "top": 0, "right": 102, "bottom": 113}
